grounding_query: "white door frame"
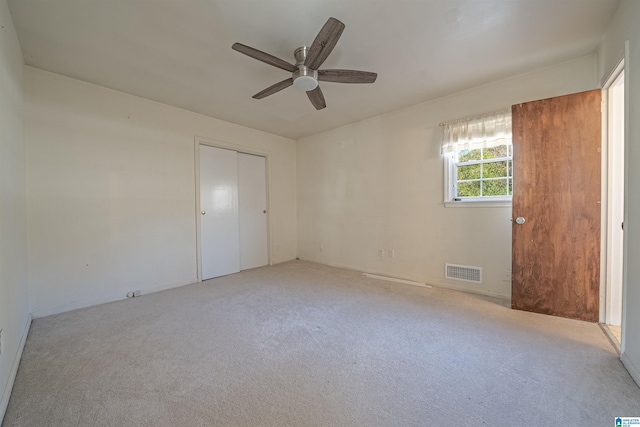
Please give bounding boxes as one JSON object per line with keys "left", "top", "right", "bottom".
{"left": 194, "top": 136, "right": 272, "bottom": 282}
{"left": 599, "top": 57, "right": 626, "bottom": 334}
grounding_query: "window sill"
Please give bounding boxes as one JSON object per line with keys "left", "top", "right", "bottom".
{"left": 444, "top": 198, "right": 512, "bottom": 208}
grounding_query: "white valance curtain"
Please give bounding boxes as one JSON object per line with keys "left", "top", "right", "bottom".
{"left": 441, "top": 109, "right": 512, "bottom": 154}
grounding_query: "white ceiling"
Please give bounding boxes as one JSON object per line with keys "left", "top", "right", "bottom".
{"left": 7, "top": 0, "right": 619, "bottom": 140}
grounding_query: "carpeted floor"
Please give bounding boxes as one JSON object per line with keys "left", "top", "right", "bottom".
{"left": 3, "top": 261, "right": 639, "bottom": 426}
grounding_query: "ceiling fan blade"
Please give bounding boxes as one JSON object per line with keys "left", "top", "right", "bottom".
{"left": 305, "top": 17, "right": 345, "bottom": 70}
{"left": 232, "top": 43, "right": 296, "bottom": 73}
{"left": 318, "top": 69, "right": 377, "bottom": 84}
{"left": 252, "top": 78, "right": 294, "bottom": 99}
{"left": 306, "top": 86, "right": 326, "bottom": 110}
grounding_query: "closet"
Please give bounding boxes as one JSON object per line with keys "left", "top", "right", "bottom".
{"left": 198, "top": 145, "right": 268, "bottom": 280}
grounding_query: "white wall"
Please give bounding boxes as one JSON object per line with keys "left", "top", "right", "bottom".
{"left": 25, "top": 67, "right": 297, "bottom": 317}
{"left": 598, "top": 0, "right": 640, "bottom": 385}
{"left": 297, "top": 55, "right": 597, "bottom": 298}
{"left": 0, "top": 0, "right": 30, "bottom": 421}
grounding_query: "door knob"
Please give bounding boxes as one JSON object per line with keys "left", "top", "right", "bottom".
{"left": 515, "top": 217, "right": 525, "bottom": 225}
{"left": 263, "top": 210, "right": 267, "bottom": 214}
{"left": 201, "top": 211, "right": 206, "bottom": 215}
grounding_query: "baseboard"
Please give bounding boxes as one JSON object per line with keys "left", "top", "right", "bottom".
{"left": 0, "top": 314, "right": 32, "bottom": 424}
{"left": 31, "top": 278, "right": 196, "bottom": 318}
{"left": 418, "top": 277, "right": 510, "bottom": 302}
{"left": 598, "top": 323, "right": 621, "bottom": 354}
{"left": 362, "top": 272, "right": 431, "bottom": 288}
{"left": 297, "top": 257, "right": 510, "bottom": 302}
{"left": 621, "top": 352, "right": 640, "bottom": 387}
{"left": 269, "top": 257, "right": 297, "bottom": 266}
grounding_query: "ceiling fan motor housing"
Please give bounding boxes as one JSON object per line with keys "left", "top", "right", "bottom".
{"left": 293, "top": 46, "right": 318, "bottom": 91}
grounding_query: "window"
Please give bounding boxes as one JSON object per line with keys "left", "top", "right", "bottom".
{"left": 442, "top": 109, "right": 512, "bottom": 207}
{"left": 454, "top": 144, "right": 512, "bottom": 198}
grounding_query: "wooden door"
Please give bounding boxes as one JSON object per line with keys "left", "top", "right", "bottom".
{"left": 511, "top": 90, "right": 601, "bottom": 322}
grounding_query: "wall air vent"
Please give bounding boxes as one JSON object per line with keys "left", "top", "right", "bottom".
{"left": 445, "top": 263, "right": 482, "bottom": 284}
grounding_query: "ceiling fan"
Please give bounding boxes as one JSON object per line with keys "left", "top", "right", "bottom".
{"left": 232, "top": 17, "right": 377, "bottom": 110}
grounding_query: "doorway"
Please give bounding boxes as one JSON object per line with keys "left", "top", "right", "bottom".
{"left": 604, "top": 66, "right": 625, "bottom": 346}
{"left": 196, "top": 142, "right": 269, "bottom": 281}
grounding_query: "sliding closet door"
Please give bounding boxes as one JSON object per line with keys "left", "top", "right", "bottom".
{"left": 199, "top": 145, "right": 240, "bottom": 280}
{"left": 238, "top": 153, "right": 268, "bottom": 270}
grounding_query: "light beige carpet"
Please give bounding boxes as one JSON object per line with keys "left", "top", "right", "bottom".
{"left": 3, "top": 261, "right": 639, "bottom": 426}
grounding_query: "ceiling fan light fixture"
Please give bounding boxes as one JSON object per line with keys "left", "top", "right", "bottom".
{"left": 292, "top": 67, "right": 318, "bottom": 91}
{"left": 293, "top": 75, "right": 318, "bottom": 92}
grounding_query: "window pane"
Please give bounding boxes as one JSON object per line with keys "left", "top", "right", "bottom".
{"left": 458, "top": 148, "right": 481, "bottom": 162}
{"left": 447, "top": 140, "right": 513, "bottom": 202}
{"left": 483, "top": 179, "right": 509, "bottom": 196}
{"left": 484, "top": 161, "right": 508, "bottom": 178}
{"left": 483, "top": 145, "right": 509, "bottom": 159}
{"left": 457, "top": 163, "right": 481, "bottom": 180}
{"left": 457, "top": 180, "right": 481, "bottom": 197}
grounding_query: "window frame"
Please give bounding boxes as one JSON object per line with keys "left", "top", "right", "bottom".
{"left": 443, "top": 148, "right": 513, "bottom": 208}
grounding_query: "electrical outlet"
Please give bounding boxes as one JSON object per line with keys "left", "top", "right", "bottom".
{"left": 388, "top": 249, "right": 395, "bottom": 258}
{"left": 378, "top": 249, "right": 384, "bottom": 258}
{"left": 503, "top": 270, "right": 512, "bottom": 282}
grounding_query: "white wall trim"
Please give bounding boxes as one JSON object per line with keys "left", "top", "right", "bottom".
{"left": 601, "top": 56, "right": 626, "bottom": 89}
{"left": 444, "top": 200, "right": 512, "bottom": 208}
{"left": 621, "top": 351, "right": 640, "bottom": 388}
{"left": 621, "top": 40, "right": 630, "bottom": 355}
{"left": 31, "top": 279, "right": 193, "bottom": 318}
{"left": 600, "top": 86, "right": 609, "bottom": 325}
{"left": 0, "top": 314, "right": 32, "bottom": 423}
{"left": 194, "top": 136, "right": 272, "bottom": 282}
{"left": 601, "top": 58, "right": 626, "bottom": 325}
{"left": 362, "top": 272, "right": 431, "bottom": 288}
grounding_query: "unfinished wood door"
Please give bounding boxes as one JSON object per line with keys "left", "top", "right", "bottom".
{"left": 511, "top": 90, "right": 601, "bottom": 322}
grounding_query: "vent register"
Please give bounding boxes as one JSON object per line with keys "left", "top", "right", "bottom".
{"left": 445, "top": 263, "right": 482, "bottom": 284}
